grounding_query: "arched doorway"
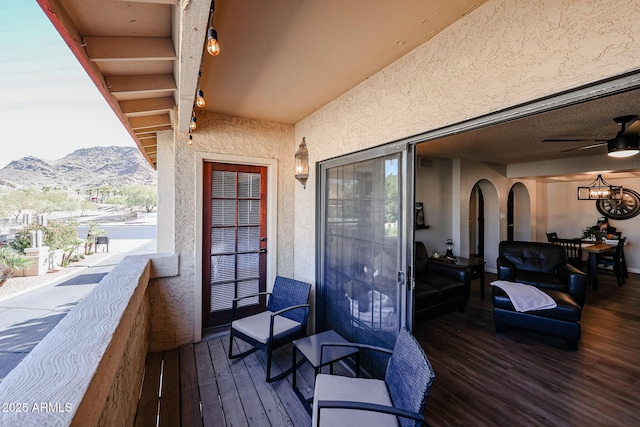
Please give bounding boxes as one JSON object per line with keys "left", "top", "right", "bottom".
{"left": 507, "top": 183, "right": 531, "bottom": 242}
{"left": 469, "top": 180, "right": 500, "bottom": 271}
{"left": 469, "top": 184, "right": 484, "bottom": 256}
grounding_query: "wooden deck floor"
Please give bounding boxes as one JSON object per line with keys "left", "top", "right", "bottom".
{"left": 135, "top": 270, "right": 640, "bottom": 427}
{"left": 134, "top": 333, "right": 334, "bottom": 427}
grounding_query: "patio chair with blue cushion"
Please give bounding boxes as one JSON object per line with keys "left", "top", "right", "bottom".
{"left": 228, "top": 275, "right": 311, "bottom": 382}
{"left": 312, "top": 328, "right": 435, "bottom": 427}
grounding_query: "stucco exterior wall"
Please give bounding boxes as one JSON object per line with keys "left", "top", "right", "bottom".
{"left": 294, "top": 0, "right": 640, "bottom": 279}
{"left": 157, "top": 111, "right": 294, "bottom": 347}
{"left": 162, "top": 0, "right": 640, "bottom": 343}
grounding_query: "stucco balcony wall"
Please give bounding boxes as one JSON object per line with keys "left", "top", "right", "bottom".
{"left": 0, "top": 252, "right": 178, "bottom": 426}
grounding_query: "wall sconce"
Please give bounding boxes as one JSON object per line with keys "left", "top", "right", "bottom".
{"left": 295, "top": 137, "right": 309, "bottom": 188}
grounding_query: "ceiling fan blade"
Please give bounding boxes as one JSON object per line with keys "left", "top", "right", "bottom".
{"left": 560, "top": 142, "right": 607, "bottom": 152}
{"left": 622, "top": 118, "right": 640, "bottom": 135}
{"left": 542, "top": 138, "right": 595, "bottom": 142}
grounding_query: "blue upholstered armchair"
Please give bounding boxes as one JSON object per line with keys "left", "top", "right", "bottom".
{"left": 228, "top": 276, "right": 311, "bottom": 382}
{"left": 312, "top": 328, "right": 435, "bottom": 427}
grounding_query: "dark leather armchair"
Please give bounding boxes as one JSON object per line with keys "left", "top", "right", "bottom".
{"left": 494, "top": 241, "right": 588, "bottom": 350}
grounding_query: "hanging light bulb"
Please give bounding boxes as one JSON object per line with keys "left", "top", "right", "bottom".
{"left": 196, "top": 90, "right": 205, "bottom": 108}
{"left": 206, "top": 28, "right": 220, "bottom": 56}
{"left": 206, "top": 1, "right": 220, "bottom": 56}
{"left": 188, "top": 133, "right": 193, "bottom": 145}
{"left": 190, "top": 114, "right": 197, "bottom": 131}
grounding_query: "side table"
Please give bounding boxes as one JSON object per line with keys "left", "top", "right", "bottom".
{"left": 429, "top": 256, "right": 486, "bottom": 299}
{"left": 292, "top": 330, "right": 359, "bottom": 415}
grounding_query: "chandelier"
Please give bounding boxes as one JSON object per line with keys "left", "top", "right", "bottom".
{"left": 577, "top": 174, "right": 622, "bottom": 200}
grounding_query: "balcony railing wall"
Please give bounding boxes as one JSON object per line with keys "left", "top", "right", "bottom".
{"left": 0, "top": 252, "right": 179, "bottom": 426}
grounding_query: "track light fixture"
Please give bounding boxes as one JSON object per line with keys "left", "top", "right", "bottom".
{"left": 206, "top": 1, "right": 220, "bottom": 56}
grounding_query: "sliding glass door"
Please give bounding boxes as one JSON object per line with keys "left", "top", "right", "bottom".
{"left": 317, "top": 144, "right": 413, "bottom": 375}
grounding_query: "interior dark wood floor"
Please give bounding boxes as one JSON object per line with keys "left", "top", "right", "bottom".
{"left": 416, "top": 270, "right": 640, "bottom": 426}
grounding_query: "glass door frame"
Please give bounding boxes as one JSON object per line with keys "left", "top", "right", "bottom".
{"left": 316, "top": 141, "right": 416, "bottom": 335}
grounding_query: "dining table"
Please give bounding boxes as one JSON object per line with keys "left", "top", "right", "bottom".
{"left": 582, "top": 242, "right": 617, "bottom": 291}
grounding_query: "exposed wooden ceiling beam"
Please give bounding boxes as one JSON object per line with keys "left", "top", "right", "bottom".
{"left": 116, "top": 0, "right": 177, "bottom": 5}
{"left": 140, "top": 138, "right": 158, "bottom": 147}
{"left": 177, "top": 0, "right": 210, "bottom": 133}
{"left": 35, "top": 0, "right": 161, "bottom": 170}
{"left": 135, "top": 126, "right": 172, "bottom": 136}
{"left": 84, "top": 37, "right": 176, "bottom": 62}
{"left": 129, "top": 114, "right": 172, "bottom": 130}
{"left": 121, "top": 97, "right": 175, "bottom": 117}
{"left": 107, "top": 74, "right": 176, "bottom": 96}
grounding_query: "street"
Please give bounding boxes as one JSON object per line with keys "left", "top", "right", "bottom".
{"left": 76, "top": 224, "right": 157, "bottom": 240}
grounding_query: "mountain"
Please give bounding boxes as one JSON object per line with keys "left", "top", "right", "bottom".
{"left": 0, "top": 146, "right": 156, "bottom": 189}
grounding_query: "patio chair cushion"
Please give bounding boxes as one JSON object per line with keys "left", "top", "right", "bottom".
{"left": 312, "top": 374, "right": 397, "bottom": 427}
{"left": 231, "top": 311, "right": 303, "bottom": 344}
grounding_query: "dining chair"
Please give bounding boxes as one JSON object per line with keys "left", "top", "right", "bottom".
{"left": 312, "top": 328, "right": 435, "bottom": 427}
{"left": 228, "top": 276, "right": 311, "bottom": 382}
{"left": 597, "top": 237, "right": 627, "bottom": 287}
{"left": 553, "top": 237, "right": 583, "bottom": 271}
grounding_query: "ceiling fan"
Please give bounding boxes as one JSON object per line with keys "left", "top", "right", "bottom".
{"left": 543, "top": 115, "right": 640, "bottom": 157}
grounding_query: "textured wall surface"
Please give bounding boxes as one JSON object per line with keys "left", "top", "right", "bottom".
{"left": 163, "top": 111, "right": 295, "bottom": 346}
{"left": 293, "top": 0, "right": 640, "bottom": 280}
{"left": 164, "top": 0, "right": 640, "bottom": 340}
{"left": 0, "top": 255, "right": 153, "bottom": 427}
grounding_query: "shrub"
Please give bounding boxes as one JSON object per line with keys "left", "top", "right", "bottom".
{"left": 0, "top": 247, "right": 33, "bottom": 285}
{"left": 10, "top": 221, "right": 82, "bottom": 267}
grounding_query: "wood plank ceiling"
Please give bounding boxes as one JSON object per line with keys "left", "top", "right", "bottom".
{"left": 37, "top": 0, "right": 179, "bottom": 169}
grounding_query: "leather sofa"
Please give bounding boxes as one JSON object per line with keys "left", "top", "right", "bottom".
{"left": 493, "top": 241, "right": 588, "bottom": 350}
{"left": 414, "top": 241, "right": 471, "bottom": 319}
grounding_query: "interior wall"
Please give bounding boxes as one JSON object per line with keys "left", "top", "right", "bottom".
{"left": 535, "top": 181, "right": 549, "bottom": 242}
{"left": 546, "top": 177, "right": 640, "bottom": 273}
{"left": 452, "top": 160, "right": 539, "bottom": 272}
{"left": 294, "top": 0, "right": 640, "bottom": 281}
{"left": 416, "top": 158, "right": 539, "bottom": 272}
{"left": 512, "top": 182, "right": 532, "bottom": 241}
{"left": 414, "top": 157, "right": 454, "bottom": 256}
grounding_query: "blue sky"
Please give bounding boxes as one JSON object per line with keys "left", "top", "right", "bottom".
{"left": 0, "top": 1, "right": 136, "bottom": 168}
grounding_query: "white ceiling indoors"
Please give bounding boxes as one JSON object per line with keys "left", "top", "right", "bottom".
{"left": 37, "top": 0, "right": 639, "bottom": 181}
